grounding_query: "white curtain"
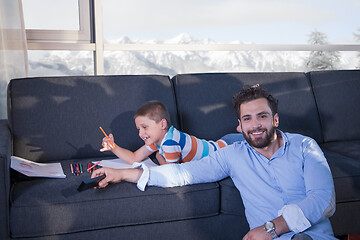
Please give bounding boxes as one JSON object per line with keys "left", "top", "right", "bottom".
{"left": 0, "top": 0, "right": 28, "bottom": 119}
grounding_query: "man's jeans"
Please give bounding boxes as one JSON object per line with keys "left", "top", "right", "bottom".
{"left": 292, "top": 233, "right": 313, "bottom": 240}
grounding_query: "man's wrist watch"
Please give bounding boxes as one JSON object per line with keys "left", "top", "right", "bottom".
{"left": 264, "top": 221, "right": 278, "bottom": 239}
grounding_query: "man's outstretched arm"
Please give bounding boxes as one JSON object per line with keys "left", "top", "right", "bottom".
{"left": 91, "top": 167, "right": 143, "bottom": 188}
{"left": 91, "top": 148, "right": 230, "bottom": 191}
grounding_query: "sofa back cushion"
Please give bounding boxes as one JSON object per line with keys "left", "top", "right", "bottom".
{"left": 8, "top": 75, "right": 178, "bottom": 162}
{"left": 309, "top": 70, "right": 360, "bottom": 142}
{"left": 172, "top": 72, "right": 322, "bottom": 143}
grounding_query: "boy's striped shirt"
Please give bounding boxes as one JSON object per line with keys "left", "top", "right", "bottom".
{"left": 146, "top": 126, "right": 227, "bottom": 163}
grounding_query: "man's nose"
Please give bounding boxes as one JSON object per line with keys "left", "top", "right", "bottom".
{"left": 252, "top": 118, "right": 261, "bottom": 129}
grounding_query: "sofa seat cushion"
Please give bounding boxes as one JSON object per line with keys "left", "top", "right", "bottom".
{"left": 322, "top": 150, "right": 360, "bottom": 203}
{"left": 10, "top": 158, "right": 220, "bottom": 238}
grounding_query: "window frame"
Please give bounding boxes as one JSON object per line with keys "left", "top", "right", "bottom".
{"left": 24, "top": 0, "right": 91, "bottom": 43}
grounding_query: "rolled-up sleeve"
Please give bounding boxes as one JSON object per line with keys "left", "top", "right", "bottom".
{"left": 278, "top": 204, "right": 311, "bottom": 233}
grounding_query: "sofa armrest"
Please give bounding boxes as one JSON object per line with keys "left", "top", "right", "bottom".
{"left": 0, "top": 119, "right": 11, "bottom": 240}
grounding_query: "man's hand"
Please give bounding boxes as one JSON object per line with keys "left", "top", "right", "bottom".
{"left": 91, "top": 167, "right": 144, "bottom": 188}
{"left": 91, "top": 167, "right": 123, "bottom": 188}
{"left": 243, "top": 216, "right": 289, "bottom": 240}
{"left": 243, "top": 225, "right": 272, "bottom": 240}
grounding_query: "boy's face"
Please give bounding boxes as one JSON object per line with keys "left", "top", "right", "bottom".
{"left": 237, "top": 98, "right": 279, "bottom": 149}
{"left": 135, "top": 115, "right": 167, "bottom": 146}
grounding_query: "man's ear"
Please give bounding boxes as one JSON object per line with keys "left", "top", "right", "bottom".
{"left": 273, "top": 113, "right": 279, "bottom": 127}
{"left": 236, "top": 119, "right": 243, "bottom": 133}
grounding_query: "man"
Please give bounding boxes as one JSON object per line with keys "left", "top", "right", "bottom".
{"left": 92, "top": 85, "right": 337, "bottom": 240}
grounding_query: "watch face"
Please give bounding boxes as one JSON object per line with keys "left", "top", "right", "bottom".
{"left": 265, "top": 221, "right": 275, "bottom": 230}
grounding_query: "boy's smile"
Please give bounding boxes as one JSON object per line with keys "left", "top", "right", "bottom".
{"left": 135, "top": 115, "right": 167, "bottom": 146}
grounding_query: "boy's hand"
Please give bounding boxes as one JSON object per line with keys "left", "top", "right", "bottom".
{"left": 100, "top": 133, "right": 115, "bottom": 152}
{"left": 91, "top": 167, "right": 123, "bottom": 188}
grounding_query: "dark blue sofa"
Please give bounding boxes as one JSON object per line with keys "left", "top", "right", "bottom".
{"left": 0, "top": 70, "right": 359, "bottom": 239}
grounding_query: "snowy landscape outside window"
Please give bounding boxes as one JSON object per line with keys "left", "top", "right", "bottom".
{"left": 22, "top": 0, "right": 360, "bottom": 77}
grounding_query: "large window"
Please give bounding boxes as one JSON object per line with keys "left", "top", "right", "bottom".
{"left": 22, "top": 0, "right": 360, "bottom": 77}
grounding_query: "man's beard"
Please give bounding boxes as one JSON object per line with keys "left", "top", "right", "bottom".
{"left": 243, "top": 126, "right": 276, "bottom": 149}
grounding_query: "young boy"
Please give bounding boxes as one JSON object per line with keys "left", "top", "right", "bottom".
{"left": 100, "top": 101, "right": 228, "bottom": 165}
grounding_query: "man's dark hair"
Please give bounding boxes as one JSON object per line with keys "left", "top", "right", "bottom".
{"left": 232, "top": 85, "right": 278, "bottom": 120}
{"left": 134, "top": 101, "right": 172, "bottom": 130}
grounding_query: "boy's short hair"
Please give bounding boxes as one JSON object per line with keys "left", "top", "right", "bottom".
{"left": 232, "top": 84, "right": 278, "bottom": 119}
{"left": 134, "top": 101, "right": 172, "bottom": 130}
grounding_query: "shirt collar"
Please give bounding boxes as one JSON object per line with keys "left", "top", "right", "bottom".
{"left": 156, "top": 125, "right": 174, "bottom": 149}
{"left": 277, "top": 130, "right": 288, "bottom": 157}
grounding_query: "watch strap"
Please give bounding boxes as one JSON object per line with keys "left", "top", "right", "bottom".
{"left": 268, "top": 228, "right": 278, "bottom": 239}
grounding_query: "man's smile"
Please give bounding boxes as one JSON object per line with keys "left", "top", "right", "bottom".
{"left": 249, "top": 129, "right": 266, "bottom": 137}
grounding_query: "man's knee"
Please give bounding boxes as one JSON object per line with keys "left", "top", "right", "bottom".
{"left": 291, "top": 233, "right": 313, "bottom": 240}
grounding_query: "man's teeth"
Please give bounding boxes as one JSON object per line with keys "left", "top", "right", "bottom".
{"left": 252, "top": 131, "right": 263, "bottom": 135}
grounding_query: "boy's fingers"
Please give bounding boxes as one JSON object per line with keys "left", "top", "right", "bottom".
{"left": 100, "top": 143, "right": 110, "bottom": 151}
{"left": 100, "top": 141, "right": 113, "bottom": 151}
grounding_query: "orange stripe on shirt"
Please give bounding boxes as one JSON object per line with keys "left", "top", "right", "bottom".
{"left": 182, "top": 136, "right": 198, "bottom": 163}
{"left": 148, "top": 144, "right": 158, "bottom": 151}
{"left": 164, "top": 151, "right": 181, "bottom": 161}
{"left": 216, "top": 140, "right": 227, "bottom": 148}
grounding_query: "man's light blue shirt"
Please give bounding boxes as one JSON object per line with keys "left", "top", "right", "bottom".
{"left": 136, "top": 131, "right": 337, "bottom": 240}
